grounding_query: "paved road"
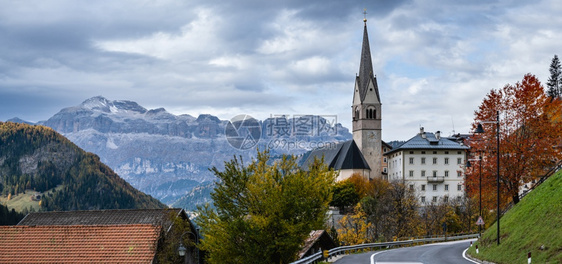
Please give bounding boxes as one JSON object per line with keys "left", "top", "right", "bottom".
{"left": 333, "top": 239, "right": 477, "bottom": 264}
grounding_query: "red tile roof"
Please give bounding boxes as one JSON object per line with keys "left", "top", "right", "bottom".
{"left": 0, "top": 224, "right": 162, "bottom": 263}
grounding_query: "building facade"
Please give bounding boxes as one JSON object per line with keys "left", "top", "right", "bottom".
{"left": 385, "top": 128, "right": 469, "bottom": 204}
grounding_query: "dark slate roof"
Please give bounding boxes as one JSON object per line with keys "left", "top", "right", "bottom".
{"left": 385, "top": 132, "right": 469, "bottom": 155}
{"left": 301, "top": 140, "right": 370, "bottom": 171}
{"left": 298, "top": 230, "right": 337, "bottom": 259}
{"left": 357, "top": 23, "right": 380, "bottom": 103}
{"left": 17, "top": 209, "right": 184, "bottom": 230}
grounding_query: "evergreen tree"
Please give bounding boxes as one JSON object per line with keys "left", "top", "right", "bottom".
{"left": 547, "top": 55, "right": 562, "bottom": 98}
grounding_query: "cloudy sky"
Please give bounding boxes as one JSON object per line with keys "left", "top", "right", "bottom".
{"left": 1, "top": 0, "right": 560, "bottom": 141}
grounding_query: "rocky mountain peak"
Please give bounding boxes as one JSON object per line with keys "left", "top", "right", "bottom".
{"left": 196, "top": 114, "right": 221, "bottom": 123}
{"left": 80, "top": 96, "right": 147, "bottom": 114}
{"left": 80, "top": 96, "right": 112, "bottom": 112}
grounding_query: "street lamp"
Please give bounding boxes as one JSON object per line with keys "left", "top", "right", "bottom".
{"left": 474, "top": 110, "right": 501, "bottom": 245}
{"left": 466, "top": 153, "right": 483, "bottom": 237}
{"left": 178, "top": 241, "right": 187, "bottom": 257}
{"left": 178, "top": 229, "right": 200, "bottom": 264}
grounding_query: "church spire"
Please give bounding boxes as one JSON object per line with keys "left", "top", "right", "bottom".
{"left": 357, "top": 17, "right": 380, "bottom": 103}
{"left": 352, "top": 12, "right": 383, "bottom": 180}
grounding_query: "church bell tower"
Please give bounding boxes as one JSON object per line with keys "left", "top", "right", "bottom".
{"left": 352, "top": 17, "right": 382, "bottom": 178}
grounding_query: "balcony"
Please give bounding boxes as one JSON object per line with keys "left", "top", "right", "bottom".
{"left": 427, "top": 176, "right": 445, "bottom": 183}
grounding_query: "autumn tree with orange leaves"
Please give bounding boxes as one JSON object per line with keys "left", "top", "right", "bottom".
{"left": 466, "top": 74, "right": 562, "bottom": 211}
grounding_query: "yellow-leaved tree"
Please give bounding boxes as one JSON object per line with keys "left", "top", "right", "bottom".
{"left": 196, "top": 150, "right": 336, "bottom": 264}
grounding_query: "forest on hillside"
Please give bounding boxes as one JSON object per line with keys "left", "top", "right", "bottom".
{"left": 0, "top": 122, "right": 166, "bottom": 212}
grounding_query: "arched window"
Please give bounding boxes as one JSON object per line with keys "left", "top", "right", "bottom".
{"left": 365, "top": 108, "right": 376, "bottom": 119}
{"left": 354, "top": 108, "right": 359, "bottom": 120}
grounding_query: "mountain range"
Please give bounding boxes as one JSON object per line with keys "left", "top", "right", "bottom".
{"left": 7, "top": 96, "right": 352, "bottom": 209}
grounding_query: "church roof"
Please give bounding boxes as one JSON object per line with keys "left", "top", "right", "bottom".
{"left": 301, "top": 140, "right": 370, "bottom": 171}
{"left": 385, "top": 131, "right": 469, "bottom": 155}
{"left": 357, "top": 22, "right": 381, "bottom": 103}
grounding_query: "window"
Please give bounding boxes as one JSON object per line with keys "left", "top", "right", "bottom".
{"left": 383, "top": 157, "right": 387, "bottom": 163}
{"left": 433, "top": 157, "right": 438, "bottom": 164}
{"left": 409, "top": 170, "right": 414, "bottom": 177}
{"left": 444, "top": 196, "right": 449, "bottom": 203}
{"left": 409, "top": 184, "right": 414, "bottom": 191}
{"left": 421, "top": 157, "right": 426, "bottom": 164}
{"left": 409, "top": 157, "right": 414, "bottom": 164}
{"left": 383, "top": 168, "right": 387, "bottom": 173}
{"left": 421, "top": 151, "right": 426, "bottom": 154}
{"left": 432, "top": 196, "right": 438, "bottom": 203}
{"left": 458, "top": 184, "right": 462, "bottom": 191}
{"left": 445, "top": 151, "right": 449, "bottom": 154}
{"left": 457, "top": 171, "right": 462, "bottom": 177}
{"left": 458, "top": 151, "right": 462, "bottom": 154}
{"left": 421, "top": 170, "right": 426, "bottom": 177}
{"left": 457, "top": 158, "right": 462, "bottom": 164}
{"left": 433, "top": 171, "right": 437, "bottom": 177}
{"left": 433, "top": 151, "right": 437, "bottom": 154}
{"left": 445, "top": 171, "right": 449, "bottom": 177}
{"left": 421, "top": 196, "right": 426, "bottom": 203}
{"left": 457, "top": 196, "right": 462, "bottom": 202}
{"left": 444, "top": 158, "right": 449, "bottom": 165}
{"left": 445, "top": 184, "right": 449, "bottom": 191}
{"left": 410, "top": 151, "right": 414, "bottom": 154}
{"left": 421, "top": 184, "right": 426, "bottom": 191}
{"left": 433, "top": 184, "right": 437, "bottom": 191}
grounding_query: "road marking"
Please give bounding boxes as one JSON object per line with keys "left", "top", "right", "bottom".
{"left": 462, "top": 248, "right": 480, "bottom": 264}
{"left": 370, "top": 250, "right": 390, "bottom": 264}
{"left": 374, "top": 262, "right": 423, "bottom": 264}
{"left": 370, "top": 249, "right": 422, "bottom": 264}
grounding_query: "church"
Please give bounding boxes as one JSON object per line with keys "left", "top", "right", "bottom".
{"left": 302, "top": 18, "right": 390, "bottom": 181}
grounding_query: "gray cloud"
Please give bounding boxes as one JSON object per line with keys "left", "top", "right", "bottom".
{"left": 0, "top": 0, "right": 560, "bottom": 141}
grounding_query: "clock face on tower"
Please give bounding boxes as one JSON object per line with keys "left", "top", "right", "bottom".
{"left": 368, "top": 131, "right": 377, "bottom": 142}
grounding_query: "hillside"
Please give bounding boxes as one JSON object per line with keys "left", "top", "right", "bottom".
{"left": 468, "top": 170, "right": 562, "bottom": 263}
{"left": 0, "top": 122, "right": 166, "bottom": 212}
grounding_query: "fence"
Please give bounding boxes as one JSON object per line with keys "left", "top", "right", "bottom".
{"left": 290, "top": 233, "right": 479, "bottom": 264}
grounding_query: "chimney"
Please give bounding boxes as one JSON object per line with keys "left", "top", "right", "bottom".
{"left": 435, "top": 131, "right": 441, "bottom": 140}
{"left": 420, "top": 127, "right": 424, "bottom": 134}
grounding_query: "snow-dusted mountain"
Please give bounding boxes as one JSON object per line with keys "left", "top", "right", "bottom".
{"left": 9, "top": 96, "right": 352, "bottom": 207}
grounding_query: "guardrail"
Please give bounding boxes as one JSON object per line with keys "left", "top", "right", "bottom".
{"left": 290, "top": 233, "right": 479, "bottom": 264}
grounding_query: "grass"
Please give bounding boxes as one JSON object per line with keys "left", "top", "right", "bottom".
{"left": 0, "top": 185, "right": 63, "bottom": 212}
{"left": 467, "top": 170, "right": 562, "bottom": 263}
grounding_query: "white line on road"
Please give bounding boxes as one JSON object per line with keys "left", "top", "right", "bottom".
{"left": 370, "top": 249, "right": 422, "bottom": 264}
{"left": 462, "top": 248, "right": 480, "bottom": 264}
{"left": 370, "top": 249, "right": 390, "bottom": 264}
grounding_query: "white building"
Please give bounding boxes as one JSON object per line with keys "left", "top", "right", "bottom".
{"left": 385, "top": 128, "right": 469, "bottom": 204}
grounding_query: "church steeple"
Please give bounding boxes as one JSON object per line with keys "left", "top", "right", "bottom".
{"left": 352, "top": 15, "right": 383, "bottom": 179}
{"left": 357, "top": 22, "right": 381, "bottom": 103}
